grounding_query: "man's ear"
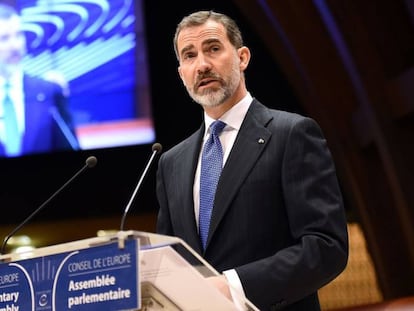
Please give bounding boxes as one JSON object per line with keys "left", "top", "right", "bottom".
{"left": 178, "top": 66, "right": 185, "bottom": 86}
{"left": 238, "top": 46, "right": 251, "bottom": 71}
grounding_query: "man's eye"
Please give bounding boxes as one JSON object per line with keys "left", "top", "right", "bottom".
{"left": 210, "top": 46, "right": 220, "bottom": 52}
{"left": 183, "top": 53, "right": 195, "bottom": 60}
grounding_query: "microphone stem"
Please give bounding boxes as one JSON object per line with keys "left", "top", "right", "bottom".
{"left": 0, "top": 164, "right": 89, "bottom": 255}
{"left": 120, "top": 150, "right": 158, "bottom": 231}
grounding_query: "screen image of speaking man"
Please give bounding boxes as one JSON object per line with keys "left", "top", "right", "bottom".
{"left": 0, "top": 3, "right": 79, "bottom": 157}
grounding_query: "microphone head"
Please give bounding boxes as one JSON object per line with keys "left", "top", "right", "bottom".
{"left": 152, "top": 143, "right": 163, "bottom": 154}
{"left": 85, "top": 156, "right": 98, "bottom": 168}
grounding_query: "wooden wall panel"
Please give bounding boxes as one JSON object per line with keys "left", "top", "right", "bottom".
{"left": 234, "top": 0, "right": 414, "bottom": 299}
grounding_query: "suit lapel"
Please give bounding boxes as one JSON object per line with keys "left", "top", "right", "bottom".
{"left": 207, "top": 101, "right": 273, "bottom": 247}
{"left": 21, "top": 75, "right": 49, "bottom": 152}
{"left": 172, "top": 127, "right": 204, "bottom": 252}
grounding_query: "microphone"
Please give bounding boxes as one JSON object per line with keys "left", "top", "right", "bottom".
{"left": 120, "top": 143, "right": 162, "bottom": 231}
{"left": 0, "top": 156, "right": 98, "bottom": 255}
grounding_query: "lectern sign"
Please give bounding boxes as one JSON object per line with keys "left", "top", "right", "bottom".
{"left": 0, "top": 239, "right": 140, "bottom": 310}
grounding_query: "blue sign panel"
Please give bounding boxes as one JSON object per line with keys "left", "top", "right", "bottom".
{"left": 0, "top": 239, "right": 140, "bottom": 310}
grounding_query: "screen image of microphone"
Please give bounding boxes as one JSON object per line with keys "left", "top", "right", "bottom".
{"left": 120, "top": 143, "right": 162, "bottom": 231}
{"left": 0, "top": 156, "right": 98, "bottom": 255}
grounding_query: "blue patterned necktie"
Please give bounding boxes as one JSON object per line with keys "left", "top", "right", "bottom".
{"left": 199, "top": 120, "right": 226, "bottom": 250}
{"left": 3, "top": 82, "right": 20, "bottom": 155}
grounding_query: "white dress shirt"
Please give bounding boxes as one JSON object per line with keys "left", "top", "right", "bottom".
{"left": 193, "top": 92, "right": 253, "bottom": 310}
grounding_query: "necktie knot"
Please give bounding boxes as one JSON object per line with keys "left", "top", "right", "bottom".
{"left": 209, "top": 120, "right": 226, "bottom": 137}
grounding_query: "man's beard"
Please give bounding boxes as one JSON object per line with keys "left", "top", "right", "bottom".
{"left": 0, "top": 55, "right": 24, "bottom": 78}
{"left": 187, "top": 62, "right": 240, "bottom": 108}
{"left": 0, "top": 64, "right": 20, "bottom": 78}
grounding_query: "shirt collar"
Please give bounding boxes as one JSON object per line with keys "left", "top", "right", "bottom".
{"left": 0, "top": 70, "right": 23, "bottom": 88}
{"left": 204, "top": 92, "right": 253, "bottom": 135}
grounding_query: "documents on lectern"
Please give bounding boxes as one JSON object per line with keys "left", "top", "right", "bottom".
{"left": 139, "top": 245, "right": 238, "bottom": 310}
{"left": 0, "top": 230, "right": 259, "bottom": 311}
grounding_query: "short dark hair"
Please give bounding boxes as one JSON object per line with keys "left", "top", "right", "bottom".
{"left": 0, "top": 3, "right": 18, "bottom": 20}
{"left": 173, "top": 10, "right": 244, "bottom": 61}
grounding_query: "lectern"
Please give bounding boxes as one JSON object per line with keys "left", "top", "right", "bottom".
{"left": 0, "top": 230, "right": 259, "bottom": 310}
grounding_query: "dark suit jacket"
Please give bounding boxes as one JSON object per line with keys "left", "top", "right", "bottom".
{"left": 0, "top": 74, "right": 79, "bottom": 157}
{"left": 156, "top": 99, "right": 348, "bottom": 311}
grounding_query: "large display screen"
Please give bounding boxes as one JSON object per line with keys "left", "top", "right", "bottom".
{"left": 0, "top": 0, "right": 154, "bottom": 157}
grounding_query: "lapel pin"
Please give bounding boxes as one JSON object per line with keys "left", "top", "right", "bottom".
{"left": 36, "top": 93, "right": 46, "bottom": 102}
{"left": 258, "top": 138, "right": 265, "bottom": 144}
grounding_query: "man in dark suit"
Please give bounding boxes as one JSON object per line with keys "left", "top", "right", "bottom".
{"left": 155, "top": 10, "right": 348, "bottom": 311}
{"left": 0, "top": 3, "right": 78, "bottom": 157}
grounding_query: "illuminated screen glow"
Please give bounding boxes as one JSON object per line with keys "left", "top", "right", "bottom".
{"left": 17, "top": 0, "right": 154, "bottom": 152}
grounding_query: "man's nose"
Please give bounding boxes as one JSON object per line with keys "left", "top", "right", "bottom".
{"left": 196, "top": 55, "right": 212, "bottom": 74}
{"left": 9, "top": 35, "right": 25, "bottom": 51}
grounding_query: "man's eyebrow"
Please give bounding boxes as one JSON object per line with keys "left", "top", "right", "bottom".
{"left": 180, "top": 44, "right": 195, "bottom": 56}
{"left": 203, "top": 38, "right": 221, "bottom": 45}
{"left": 179, "top": 37, "right": 223, "bottom": 57}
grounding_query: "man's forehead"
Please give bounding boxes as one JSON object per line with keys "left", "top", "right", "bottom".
{"left": 0, "top": 15, "right": 22, "bottom": 34}
{"left": 177, "top": 20, "right": 227, "bottom": 48}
